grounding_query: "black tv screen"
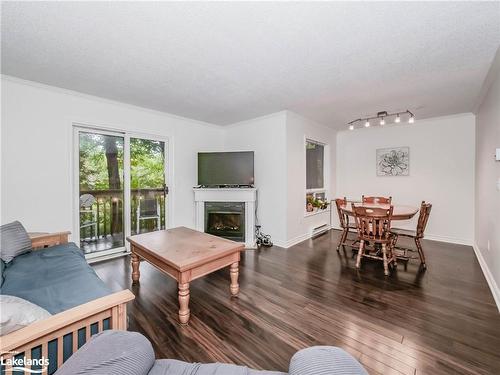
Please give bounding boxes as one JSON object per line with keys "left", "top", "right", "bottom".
{"left": 198, "top": 151, "right": 254, "bottom": 186}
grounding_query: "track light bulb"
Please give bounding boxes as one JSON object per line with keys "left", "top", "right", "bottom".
{"left": 380, "top": 118, "right": 385, "bottom": 125}
{"left": 349, "top": 125, "right": 354, "bottom": 130}
{"left": 409, "top": 115, "right": 415, "bottom": 124}
{"left": 395, "top": 114, "right": 401, "bottom": 123}
{"left": 364, "top": 120, "right": 370, "bottom": 127}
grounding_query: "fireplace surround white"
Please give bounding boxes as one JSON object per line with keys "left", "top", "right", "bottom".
{"left": 194, "top": 188, "right": 257, "bottom": 248}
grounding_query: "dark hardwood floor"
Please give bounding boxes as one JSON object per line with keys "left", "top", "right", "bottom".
{"left": 92, "top": 230, "right": 500, "bottom": 375}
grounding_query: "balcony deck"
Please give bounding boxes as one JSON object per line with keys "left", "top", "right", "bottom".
{"left": 81, "top": 233, "right": 125, "bottom": 254}
{"left": 79, "top": 188, "right": 166, "bottom": 255}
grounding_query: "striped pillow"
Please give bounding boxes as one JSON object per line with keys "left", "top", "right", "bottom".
{"left": 289, "top": 346, "right": 368, "bottom": 375}
{"left": 55, "top": 331, "right": 155, "bottom": 375}
{"left": 0, "top": 221, "right": 32, "bottom": 263}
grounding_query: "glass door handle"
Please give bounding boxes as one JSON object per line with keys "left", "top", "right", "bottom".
{"left": 164, "top": 184, "right": 169, "bottom": 195}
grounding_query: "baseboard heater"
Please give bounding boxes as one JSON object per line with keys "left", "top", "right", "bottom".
{"left": 311, "top": 223, "right": 329, "bottom": 238}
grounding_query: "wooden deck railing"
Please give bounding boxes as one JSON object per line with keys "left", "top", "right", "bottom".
{"left": 79, "top": 188, "right": 166, "bottom": 240}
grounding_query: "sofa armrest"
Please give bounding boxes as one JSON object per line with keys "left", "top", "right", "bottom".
{"left": 0, "top": 290, "right": 134, "bottom": 354}
{"left": 29, "top": 231, "right": 71, "bottom": 249}
{"left": 289, "top": 346, "right": 368, "bottom": 375}
{"left": 1, "top": 290, "right": 135, "bottom": 373}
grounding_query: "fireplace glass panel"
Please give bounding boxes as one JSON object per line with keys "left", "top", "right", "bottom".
{"left": 205, "top": 202, "right": 245, "bottom": 242}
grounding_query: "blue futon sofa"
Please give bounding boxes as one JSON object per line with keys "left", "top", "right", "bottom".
{"left": 1, "top": 242, "right": 111, "bottom": 314}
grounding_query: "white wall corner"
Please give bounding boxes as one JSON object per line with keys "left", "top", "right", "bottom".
{"left": 284, "top": 110, "right": 333, "bottom": 131}
{"left": 473, "top": 244, "right": 500, "bottom": 312}
{"left": 225, "top": 110, "right": 287, "bottom": 129}
{"left": 473, "top": 47, "right": 500, "bottom": 114}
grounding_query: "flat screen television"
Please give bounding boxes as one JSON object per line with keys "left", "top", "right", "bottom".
{"left": 198, "top": 151, "right": 254, "bottom": 187}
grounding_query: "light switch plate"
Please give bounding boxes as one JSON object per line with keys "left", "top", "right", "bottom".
{"left": 496, "top": 148, "right": 500, "bottom": 161}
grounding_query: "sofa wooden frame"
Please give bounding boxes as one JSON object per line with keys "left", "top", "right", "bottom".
{"left": 0, "top": 232, "right": 135, "bottom": 374}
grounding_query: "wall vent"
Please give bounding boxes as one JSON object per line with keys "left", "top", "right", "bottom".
{"left": 311, "top": 223, "right": 329, "bottom": 238}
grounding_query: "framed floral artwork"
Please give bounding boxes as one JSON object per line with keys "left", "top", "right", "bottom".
{"left": 376, "top": 147, "right": 409, "bottom": 176}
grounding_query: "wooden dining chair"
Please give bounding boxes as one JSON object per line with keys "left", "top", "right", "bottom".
{"left": 391, "top": 201, "right": 432, "bottom": 269}
{"left": 334, "top": 197, "right": 357, "bottom": 251}
{"left": 352, "top": 204, "right": 395, "bottom": 276}
{"left": 362, "top": 195, "right": 392, "bottom": 204}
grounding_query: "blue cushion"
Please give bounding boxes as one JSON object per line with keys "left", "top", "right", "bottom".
{"left": 0, "top": 221, "right": 32, "bottom": 263}
{"left": 0, "top": 260, "right": 4, "bottom": 287}
{"left": 0, "top": 242, "right": 111, "bottom": 314}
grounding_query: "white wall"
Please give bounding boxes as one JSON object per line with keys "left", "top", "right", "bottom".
{"left": 0, "top": 76, "right": 482, "bottom": 257}
{"left": 475, "top": 48, "right": 500, "bottom": 310}
{"left": 1, "top": 77, "right": 224, "bottom": 236}
{"left": 337, "top": 113, "right": 476, "bottom": 245}
{"left": 1, "top": 77, "right": 333, "bottom": 249}
{"left": 223, "top": 111, "right": 337, "bottom": 247}
{"left": 223, "top": 112, "right": 288, "bottom": 245}
{"left": 285, "top": 112, "right": 336, "bottom": 246}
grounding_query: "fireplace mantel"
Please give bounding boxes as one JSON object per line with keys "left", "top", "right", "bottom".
{"left": 194, "top": 188, "right": 257, "bottom": 248}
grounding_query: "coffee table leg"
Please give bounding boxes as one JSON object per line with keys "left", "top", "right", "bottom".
{"left": 178, "top": 282, "right": 190, "bottom": 325}
{"left": 230, "top": 262, "right": 239, "bottom": 296}
{"left": 131, "top": 253, "right": 140, "bottom": 283}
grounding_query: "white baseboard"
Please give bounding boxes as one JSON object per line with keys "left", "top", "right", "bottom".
{"left": 283, "top": 233, "right": 312, "bottom": 248}
{"left": 473, "top": 244, "right": 500, "bottom": 312}
{"left": 275, "top": 226, "right": 332, "bottom": 248}
{"left": 424, "top": 233, "right": 473, "bottom": 246}
{"left": 87, "top": 250, "right": 129, "bottom": 264}
{"left": 333, "top": 226, "right": 472, "bottom": 246}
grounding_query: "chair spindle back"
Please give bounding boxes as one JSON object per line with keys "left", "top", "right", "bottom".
{"left": 416, "top": 201, "right": 432, "bottom": 238}
{"left": 352, "top": 204, "right": 394, "bottom": 243}
{"left": 362, "top": 195, "right": 392, "bottom": 204}
{"left": 335, "top": 197, "right": 348, "bottom": 229}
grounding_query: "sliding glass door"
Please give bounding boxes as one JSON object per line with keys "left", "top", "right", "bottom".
{"left": 75, "top": 127, "right": 168, "bottom": 258}
{"left": 130, "top": 137, "right": 167, "bottom": 235}
{"left": 78, "top": 131, "right": 125, "bottom": 254}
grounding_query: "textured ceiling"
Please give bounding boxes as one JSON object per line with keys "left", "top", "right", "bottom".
{"left": 2, "top": 2, "right": 499, "bottom": 128}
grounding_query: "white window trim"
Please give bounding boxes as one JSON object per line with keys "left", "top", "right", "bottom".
{"left": 304, "top": 138, "right": 330, "bottom": 216}
{"left": 306, "top": 188, "right": 327, "bottom": 194}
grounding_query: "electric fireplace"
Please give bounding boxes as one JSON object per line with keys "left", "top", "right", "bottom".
{"left": 204, "top": 202, "right": 245, "bottom": 242}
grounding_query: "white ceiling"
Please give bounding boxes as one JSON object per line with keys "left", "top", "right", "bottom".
{"left": 2, "top": 2, "right": 499, "bottom": 128}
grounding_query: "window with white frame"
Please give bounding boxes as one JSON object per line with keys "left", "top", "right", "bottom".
{"left": 305, "top": 140, "right": 328, "bottom": 212}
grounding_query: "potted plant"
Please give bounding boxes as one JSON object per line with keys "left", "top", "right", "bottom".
{"left": 306, "top": 196, "right": 329, "bottom": 212}
{"left": 306, "top": 196, "right": 315, "bottom": 212}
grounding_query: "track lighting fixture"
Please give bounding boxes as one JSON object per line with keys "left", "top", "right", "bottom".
{"left": 347, "top": 110, "right": 415, "bottom": 130}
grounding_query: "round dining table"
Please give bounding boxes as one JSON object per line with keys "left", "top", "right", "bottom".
{"left": 340, "top": 201, "right": 419, "bottom": 220}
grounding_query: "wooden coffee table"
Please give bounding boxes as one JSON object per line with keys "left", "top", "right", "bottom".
{"left": 126, "top": 227, "right": 243, "bottom": 325}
